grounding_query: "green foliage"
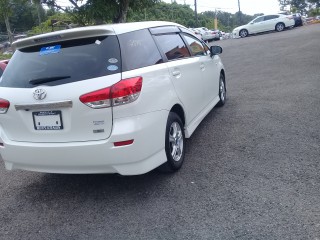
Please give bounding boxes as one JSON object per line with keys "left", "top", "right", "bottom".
{"left": 127, "top": 2, "right": 195, "bottom": 26}
{"left": 0, "top": 0, "right": 270, "bottom": 41}
{"left": 28, "top": 13, "right": 73, "bottom": 35}
{"left": 0, "top": 53, "right": 12, "bottom": 60}
{"left": 279, "top": 0, "right": 320, "bottom": 13}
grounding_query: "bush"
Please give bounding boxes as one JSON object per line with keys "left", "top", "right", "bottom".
{"left": 0, "top": 53, "right": 12, "bottom": 60}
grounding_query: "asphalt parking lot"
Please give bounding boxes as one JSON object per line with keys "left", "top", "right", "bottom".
{"left": 0, "top": 24, "right": 319, "bottom": 240}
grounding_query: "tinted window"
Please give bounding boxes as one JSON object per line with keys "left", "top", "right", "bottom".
{"left": 183, "top": 34, "right": 206, "bottom": 56}
{"left": 155, "top": 34, "right": 190, "bottom": 61}
{"left": 0, "top": 68, "right": 3, "bottom": 78}
{"left": 265, "top": 15, "right": 279, "bottom": 20}
{"left": 0, "top": 36, "right": 120, "bottom": 88}
{"left": 253, "top": 17, "right": 264, "bottom": 23}
{"left": 118, "top": 29, "right": 163, "bottom": 71}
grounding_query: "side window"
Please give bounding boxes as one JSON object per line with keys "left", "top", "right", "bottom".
{"left": 0, "top": 68, "right": 3, "bottom": 78}
{"left": 154, "top": 34, "right": 191, "bottom": 61}
{"left": 253, "top": 16, "right": 264, "bottom": 23}
{"left": 183, "top": 34, "right": 206, "bottom": 56}
{"left": 264, "top": 15, "right": 272, "bottom": 21}
{"left": 265, "top": 15, "right": 279, "bottom": 20}
{"left": 118, "top": 29, "right": 163, "bottom": 71}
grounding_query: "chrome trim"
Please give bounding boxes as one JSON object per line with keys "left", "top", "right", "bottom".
{"left": 15, "top": 100, "right": 73, "bottom": 111}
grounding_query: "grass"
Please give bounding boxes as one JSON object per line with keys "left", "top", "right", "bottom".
{"left": 0, "top": 53, "right": 12, "bottom": 60}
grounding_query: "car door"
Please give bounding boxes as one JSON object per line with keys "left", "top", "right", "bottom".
{"left": 249, "top": 16, "right": 265, "bottom": 33}
{"left": 181, "top": 33, "right": 219, "bottom": 105}
{"left": 154, "top": 33, "right": 205, "bottom": 125}
{"left": 263, "top": 15, "right": 280, "bottom": 31}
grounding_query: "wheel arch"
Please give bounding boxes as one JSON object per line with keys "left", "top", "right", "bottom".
{"left": 170, "top": 104, "right": 185, "bottom": 126}
{"left": 240, "top": 28, "right": 249, "bottom": 35}
{"left": 220, "top": 69, "right": 226, "bottom": 90}
{"left": 275, "top": 22, "right": 285, "bottom": 30}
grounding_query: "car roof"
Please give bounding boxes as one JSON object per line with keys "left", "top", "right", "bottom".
{"left": 13, "top": 21, "right": 184, "bottom": 50}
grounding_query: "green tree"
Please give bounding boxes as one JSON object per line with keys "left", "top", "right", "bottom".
{"left": 279, "top": 0, "right": 320, "bottom": 13}
{"left": 0, "top": 0, "right": 14, "bottom": 43}
{"left": 42, "top": 0, "right": 160, "bottom": 24}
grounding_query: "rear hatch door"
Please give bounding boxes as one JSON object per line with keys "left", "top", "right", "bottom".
{"left": 0, "top": 34, "right": 121, "bottom": 143}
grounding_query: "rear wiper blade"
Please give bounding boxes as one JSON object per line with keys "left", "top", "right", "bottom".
{"left": 29, "top": 76, "right": 71, "bottom": 85}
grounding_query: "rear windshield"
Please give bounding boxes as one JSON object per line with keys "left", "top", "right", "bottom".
{"left": 0, "top": 36, "right": 121, "bottom": 88}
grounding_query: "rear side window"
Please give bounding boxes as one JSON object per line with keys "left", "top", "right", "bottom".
{"left": 154, "top": 34, "right": 190, "bottom": 61}
{"left": 0, "top": 36, "right": 121, "bottom": 88}
{"left": 118, "top": 29, "right": 163, "bottom": 72}
{"left": 265, "top": 15, "right": 279, "bottom": 20}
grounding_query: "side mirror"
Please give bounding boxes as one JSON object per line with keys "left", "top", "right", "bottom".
{"left": 210, "top": 46, "right": 223, "bottom": 57}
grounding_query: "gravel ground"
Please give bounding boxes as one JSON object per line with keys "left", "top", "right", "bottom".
{"left": 0, "top": 24, "right": 319, "bottom": 240}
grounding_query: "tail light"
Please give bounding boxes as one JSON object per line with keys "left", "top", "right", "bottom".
{"left": 79, "top": 77, "right": 143, "bottom": 109}
{"left": 0, "top": 98, "right": 10, "bottom": 114}
{"left": 287, "top": 16, "right": 293, "bottom": 20}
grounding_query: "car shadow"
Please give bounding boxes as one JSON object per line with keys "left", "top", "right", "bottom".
{"left": 16, "top": 169, "right": 177, "bottom": 204}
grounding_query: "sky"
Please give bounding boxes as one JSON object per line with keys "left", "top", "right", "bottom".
{"left": 163, "top": 0, "right": 283, "bottom": 16}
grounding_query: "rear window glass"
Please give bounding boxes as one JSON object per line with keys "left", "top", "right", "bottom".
{"left": 0, "top": 36, "right": 121, "bottom": 88}
{"left": 118, "top": 29, "right": 163, "bottom": 71}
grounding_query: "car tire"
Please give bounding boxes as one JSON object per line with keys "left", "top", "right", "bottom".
{"left": 276, "top": 23, "right": 285, "bottom": 32}
{"left": 217, "top": 73, "right": 226, "bottom": 107}
{"left": 158, "top": 112, "right": 185, "bottom": 173}
{"left": 239, "top": 29, "right": 248, "bottom": 38}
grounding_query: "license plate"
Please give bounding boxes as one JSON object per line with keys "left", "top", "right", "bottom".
{"left": 33, "top": 110, "right": 63, "bottom": 130}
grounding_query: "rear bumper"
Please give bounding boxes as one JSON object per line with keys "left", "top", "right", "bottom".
{"left": 0, "top": 110, "right": 168, "bottom": 175}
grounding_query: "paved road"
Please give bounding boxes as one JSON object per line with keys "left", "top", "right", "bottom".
{"left": 0, "top": 24, "right": 319, "bottom": 240}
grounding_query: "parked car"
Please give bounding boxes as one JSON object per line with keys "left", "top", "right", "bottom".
{"left": 232, "top": 14, "right": 295, "bottom": 38}
{"left": 0, "top": 59, "right": 9, "bottom": 78}
{"left": 279, "top": 11, "right": 303, "bottom": 27}
{"left": 195, "top": 27, "right": 220, "bottom": 41}
{"left": 292, "top": 13, "right": 303, "bottom": 26}
{"left": 210, "top": 29, "right": 222, "bottom": 40}
{"left": 0, "top": 21, "right": 226, "bottom": 175}
{"left": 189, "top": 28, "right": 202, "bottom": 40}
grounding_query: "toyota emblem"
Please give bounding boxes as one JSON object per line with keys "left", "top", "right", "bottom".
{"left": 33, "top": 89, "right": 47, "bottom": 100}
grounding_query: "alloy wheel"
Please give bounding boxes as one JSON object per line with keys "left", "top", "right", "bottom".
{"left": 169, "top": 122, "right": 184, "bottom": 162}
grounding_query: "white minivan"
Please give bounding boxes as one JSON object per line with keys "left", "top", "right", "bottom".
{"left": 0, "top": 21, "right": 226, "bottom": 175}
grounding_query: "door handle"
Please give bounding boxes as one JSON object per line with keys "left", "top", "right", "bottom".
{"left": 172, "top": 70, "right": 181, "bottom": 77}
{"left": 200, "top": 63, "right": 205, "bottom": 71}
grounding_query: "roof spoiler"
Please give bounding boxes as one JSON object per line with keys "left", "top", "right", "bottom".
{"left": 13, "top": 26, "right": 115, "bottom": 49}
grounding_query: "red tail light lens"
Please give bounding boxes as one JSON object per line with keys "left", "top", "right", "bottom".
{"left": 0, "top": 98, "right": 10, "bottom": 114}
{"left": 79, "top": 88, "right": 111, "bottom": 109}
{"left": 79, "top": 77, "right": 143, "bottom": 109}
{"left": 111, "top": 77, "right": 142, "bottom": 106}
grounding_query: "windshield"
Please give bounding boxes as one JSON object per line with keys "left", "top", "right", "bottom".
{"left": 0, "top": 36, "right": 121, "bottom": 88}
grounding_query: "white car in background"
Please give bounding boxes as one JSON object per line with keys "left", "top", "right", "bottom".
{"left": 194, "top": 27, "right": 220, "bottom": 41}
{"left": 0, "top": 21, "right": 226, "bottom": 175}
{"left": 189, "top": 28, "right": 202, "bottom": 40}
{"left": 232, "top": 14, "right": 295, "bottom": 38}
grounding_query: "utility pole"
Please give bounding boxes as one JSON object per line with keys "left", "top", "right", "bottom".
{"left": 195, "top": 0, "right": 198, "bottom": 27}
{"left": 238, "top": 0, "right": 242, "bottom": 24}
{"left": 214, "top": 9, "right": 218, "bottom": 30}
